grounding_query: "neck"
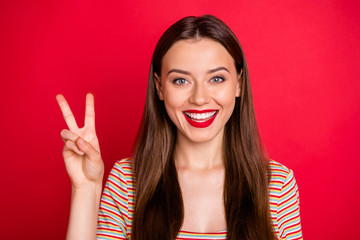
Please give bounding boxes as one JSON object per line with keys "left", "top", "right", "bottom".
{"left": 174, "top": 129, "right": 225, "bottom": 170}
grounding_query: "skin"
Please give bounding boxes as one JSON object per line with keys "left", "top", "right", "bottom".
{"left": 155, "top": 38, "right": 241, "bottom": 232}
{"left": 56, "top": 93, "right": 104, "bottom": 240}
{"left": 57, "top": 38, "right": 241, "bottom": 237}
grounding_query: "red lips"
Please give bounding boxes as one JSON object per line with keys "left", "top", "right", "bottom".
{"left": 183, "top": 109, "right": 218, "bottom": 128}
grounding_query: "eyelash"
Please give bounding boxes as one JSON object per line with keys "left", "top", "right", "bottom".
{"left": 210, "top": 76, "right": 225, "bottom": 83}
{"left": 172, "top": 76, "right": 225, "bottom": 85}
{"left": 173, "top": 78, "right": 189, "bottom": 85}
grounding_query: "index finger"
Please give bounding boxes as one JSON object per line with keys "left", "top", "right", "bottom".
{"left": 84, "top": 93, "right": 95, "bottom": 128}
{"left": 56, "top": 94, "right": 79, "bottom": 131}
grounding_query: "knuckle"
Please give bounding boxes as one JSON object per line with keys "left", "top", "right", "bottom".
{"left": 65, "top": 140, "right": 73, "bottom": 148}
{"left": 60, "top": 129, "right": 67, "bottom": 136}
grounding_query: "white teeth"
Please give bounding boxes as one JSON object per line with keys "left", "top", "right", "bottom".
{"left": 185, "top": 111, "right": 217, "bottom": 120}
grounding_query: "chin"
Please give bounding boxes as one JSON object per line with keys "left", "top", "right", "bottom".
{"left": 178, "top": 127, "right": 224, "bottom": 144}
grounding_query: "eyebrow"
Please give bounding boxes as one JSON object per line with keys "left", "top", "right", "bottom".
{"left": 167, "top": 66, "right": 230, "bottom": 76}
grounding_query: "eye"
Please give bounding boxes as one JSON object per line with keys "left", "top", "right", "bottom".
{"left": 210, "top": 76, "right": 225, "bottom": 83}
{"left": 173, "top": 78, "right": 189, "bottom": 85}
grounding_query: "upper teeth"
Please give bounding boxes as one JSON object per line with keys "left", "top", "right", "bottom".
{"left": 185, "top": 111, "right": 217, "bottom": 120}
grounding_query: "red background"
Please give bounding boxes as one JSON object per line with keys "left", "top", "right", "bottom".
{"left": 1, "top": 0, "right": 359, "bottom": 239}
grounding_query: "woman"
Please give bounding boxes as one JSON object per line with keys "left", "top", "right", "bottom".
{"left": 57, "top": 15, "right": 302, "bottom": 240}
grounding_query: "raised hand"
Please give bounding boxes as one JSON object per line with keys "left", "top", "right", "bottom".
{"left": 56, "top": 93, "right": 104, "bottom": 189}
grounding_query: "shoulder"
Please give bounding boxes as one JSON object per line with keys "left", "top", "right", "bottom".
{"left": 268, "top": 160, "right": 302, "bottom": 238}
{"left": 99, "top": 158, "right": 135, "bottom": 238}
{"left": 268, "top": 159, "right": 295, "bottom": 185}
{"left": 107, "top": 157, "right": 135, "bottom": 188}
{"left": 268, "top": 159, "right": 299, "bottom": 196}
{"left": 269, "top": 159, "right": 291, "bottom": 176}
{"left": 112, "top": 157, "right": 134, "bottom": 174}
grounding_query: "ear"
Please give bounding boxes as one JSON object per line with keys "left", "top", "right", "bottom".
{"left": 236, "top": 69, "right": 243, "bottom": 97}
{"left": 154, "top": 73, "right": 164, "bottom": 100}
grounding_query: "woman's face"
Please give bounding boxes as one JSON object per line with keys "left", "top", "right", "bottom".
{"left": 155, "top": 38, "right": 241, "bottom": 143}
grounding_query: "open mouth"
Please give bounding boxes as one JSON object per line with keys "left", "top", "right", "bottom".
{"left": 183, "top": 110, "right": 218, "bottom": 128}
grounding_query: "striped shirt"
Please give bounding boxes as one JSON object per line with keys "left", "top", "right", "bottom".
{"left": 97, "top": 158, "right": 302, "bottom": 239}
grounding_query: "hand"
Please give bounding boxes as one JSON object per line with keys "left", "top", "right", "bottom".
{"left": 56, "top": 93, "right": 104, "bottom": 190}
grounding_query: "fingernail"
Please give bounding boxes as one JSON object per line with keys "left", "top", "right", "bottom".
{"left": 79, "top": 139, "right": 85, "bottom": 146}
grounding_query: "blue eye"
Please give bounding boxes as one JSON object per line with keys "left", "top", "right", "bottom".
{"left": 173, "top": 78, "right": 188, "bottom": 85}
{"left": 210, "top": 76, "right": 225, "bottom": 83}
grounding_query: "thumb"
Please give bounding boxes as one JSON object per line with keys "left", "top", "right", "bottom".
{"left": 76, "top": 138, "right": 100, "bottom": 162}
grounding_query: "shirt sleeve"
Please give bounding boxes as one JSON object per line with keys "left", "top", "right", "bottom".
{"left": 277, "top": 169, "right": 303, "bottom": 240}
{"left": 97, "top": 160, "right": 131, "bottom": 239}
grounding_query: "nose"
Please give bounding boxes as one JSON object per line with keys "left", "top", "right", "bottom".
{"left": 189, "top": 82, "right": 211, "bottom": 106}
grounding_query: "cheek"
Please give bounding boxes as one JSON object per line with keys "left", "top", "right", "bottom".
{"left": 222, "top": 96, "right": 236, "bottom": 116}
{"left": 213, "top": 86, "right": 237, "bottom": 107}
{"left": 163, "top": 88, "right": 186, "bottom": 108}
{"left": 212, "top": 87, "right": 237, "bottom": 121}
{"left": 163, "top": 88, "right": 187, "bottom": 120}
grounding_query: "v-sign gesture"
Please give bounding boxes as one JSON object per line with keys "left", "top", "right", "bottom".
{"left": 56, "top": 93, "right": 104, "bottom": 189}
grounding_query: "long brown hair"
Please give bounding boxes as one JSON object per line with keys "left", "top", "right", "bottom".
{"left": 132, "top": 15, "right": 275, "bottom": 240}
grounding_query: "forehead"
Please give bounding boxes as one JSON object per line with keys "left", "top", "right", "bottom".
{"left": 161, "top": 38, "right": 236, "bottom": 74}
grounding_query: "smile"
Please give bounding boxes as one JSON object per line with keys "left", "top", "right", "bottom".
{"left": 183, "top": 110, "right": 218, "bottom": 128}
